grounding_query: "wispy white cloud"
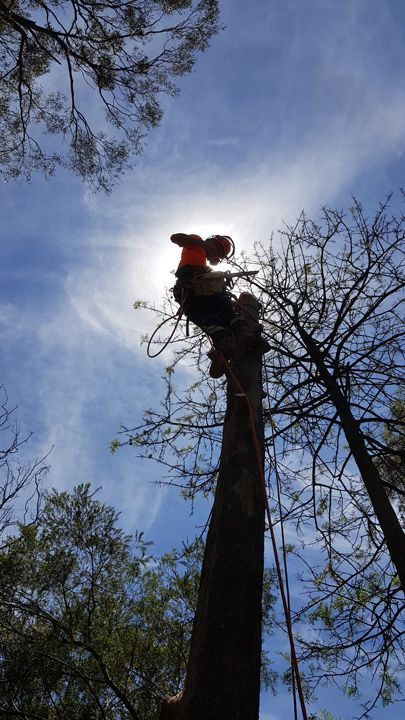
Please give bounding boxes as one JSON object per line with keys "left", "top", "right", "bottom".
{"left": 0, "top": 274, "right": 166, "bottom": 532}
{"left": 2, "top": 0, "right": 404, "bottom": 565}
{"left": 3, "top": 64, "right": 403, "bottom": 540}
{"left": 81, "top": 77, "right": 405, "bottom": 278}
{"left": 42, "top": 66, "right": 404, "bottom": 510}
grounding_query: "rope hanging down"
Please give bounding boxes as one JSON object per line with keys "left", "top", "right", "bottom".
{"left": 146, "top": 297, "right": 186, "bottom": 358}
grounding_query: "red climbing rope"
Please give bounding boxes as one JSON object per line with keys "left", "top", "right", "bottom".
{"left": 214, "top": 348, "right": 309, "bottom": 720}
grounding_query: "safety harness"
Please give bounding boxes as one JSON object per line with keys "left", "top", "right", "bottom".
{"left": 173, "top": 269, "right": 258, "bottom": 302}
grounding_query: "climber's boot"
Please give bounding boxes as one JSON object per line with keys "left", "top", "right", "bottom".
{"left": 207, "top": 329, "right": 235, "bottom": 378}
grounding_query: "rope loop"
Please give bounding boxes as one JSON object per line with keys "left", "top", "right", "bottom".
{"left": 146, "top": 297, "right": 185, "bottom": 358}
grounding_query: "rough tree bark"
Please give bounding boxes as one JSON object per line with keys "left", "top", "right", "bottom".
{"left": 161, "top": 292, "right": 266, "bottom": 720}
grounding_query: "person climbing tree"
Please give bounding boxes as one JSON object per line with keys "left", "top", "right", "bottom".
{"left": 171, "top": 232, "right": 269, "bottom": 376}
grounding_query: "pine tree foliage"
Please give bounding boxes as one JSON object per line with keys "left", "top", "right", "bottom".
{"left": 0, "top": 0, "right": 220, "bottom": 190}
{"left": 0, "top": 484, "right": 200, "bottom": 718}
{"left": 0, "top": 483, "right": 276, "bottom": 718}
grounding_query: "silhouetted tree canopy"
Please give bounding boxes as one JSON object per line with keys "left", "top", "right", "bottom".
{"left": 123, "top": 196, "right": 405, "bottom": 718}
{"left": 0, "top": 385, "right": 45, "bottom": 539}
{"left": 0, "top": 0, "right": 220, "bottom": 190}
{"left": 0, "top": 483, "right": 276, "bottom": 718}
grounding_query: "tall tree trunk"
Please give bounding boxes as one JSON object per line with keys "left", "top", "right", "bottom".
{"left": 298, "top": 325, "right": 405, "bottom": 592}
{"left": 161, "top": 293, "right": 265, "bottom": 720}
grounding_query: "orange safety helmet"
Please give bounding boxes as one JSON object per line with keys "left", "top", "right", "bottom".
{"left": 206, "top": 235, "right": 234, "bottom": 259}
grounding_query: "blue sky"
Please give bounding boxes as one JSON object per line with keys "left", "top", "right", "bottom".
{"left": 1, "top": 1, "right": 405, "bottom": 717}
